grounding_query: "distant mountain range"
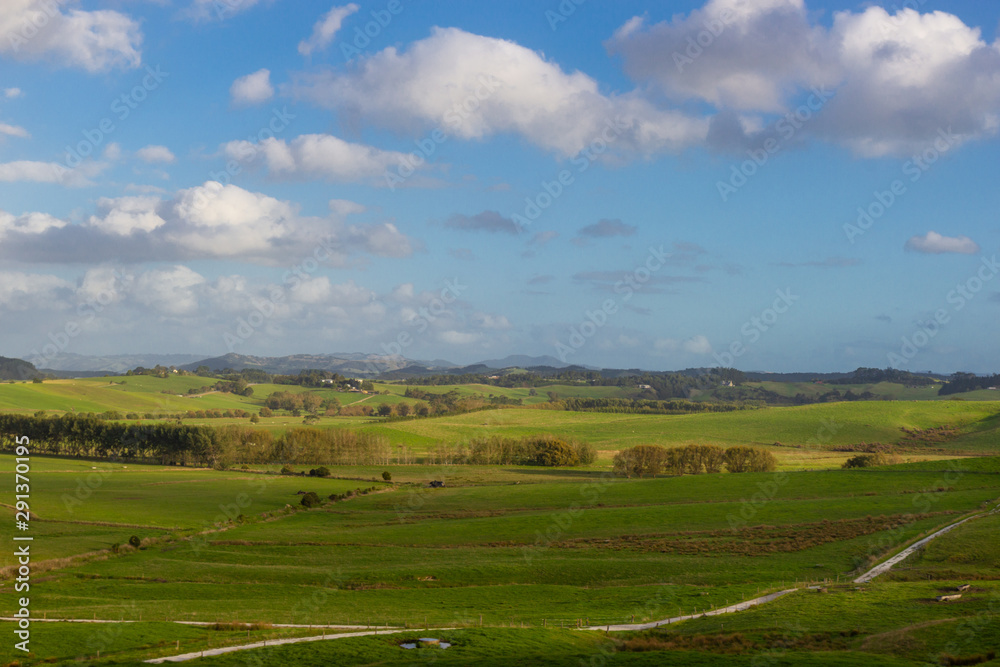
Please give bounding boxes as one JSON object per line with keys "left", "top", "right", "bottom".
{"left": 2, "top": 351, "right": 967, "bottom": 379}
{"left": 21, "top": 352, "right": 583, "bottom": 377}
{"left": 31, "top": 353, "right": 207, "bottom": 373}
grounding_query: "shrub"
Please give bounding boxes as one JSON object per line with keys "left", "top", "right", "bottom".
{"left": 300, "top": 492, "right": 322, "bottom": 508}
{"left": 259, "top": 407, "right": 273, "bottom": 418}
{"left": 382, "top": 471, "right": 392, "bottom": 481}
{"left": 128, "top": 535, "right": 141, "bottom": 548}
{"left": 309, "top": 466, "right": 331, "bottom": 478}
{"left": 573, "top": 441, "right": 597, "bottom": 465}
{"left": 280, "top": 465, "right": 295, "bottom": 475}
{"left": 250, "top": 414, "right": 260, "bottom": 423}
{"left": 725, "top": 446, "right": 778, "bottom": 473}
{"left": 613, "top": 445, "right": 668, "bottom": 478}
{"left": 843, "top": 453, "right": 887, "bottom": 469}
{"left": 532, "top": 438, "right": 579, "bottom": 467}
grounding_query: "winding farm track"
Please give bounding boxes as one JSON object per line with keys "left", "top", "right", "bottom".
{"left": 7, "top": 504, "right": 996, "bottom": 662}
{"left": 853, "top": 510, "right": 993, "bottom": 584}
{"left": 143, "top": 629, "right": 424, "bottom": 664}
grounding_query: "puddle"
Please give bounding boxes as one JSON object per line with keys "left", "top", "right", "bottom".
{"left": 400, "top": 638, "right": 452, "bottom": 649}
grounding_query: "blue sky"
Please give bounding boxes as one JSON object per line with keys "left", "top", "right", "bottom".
{"left": 0, "top": 0, "right": 998, "bottom": 373}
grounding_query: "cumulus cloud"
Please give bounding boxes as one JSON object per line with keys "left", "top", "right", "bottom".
{"left": 299, "top": 4, "right": 358, "bottom": 56}
{"left": 230, "top": 69, "right": 274, "bottom": 106}
{"left": 0, "top": 160, "right": 104, "bottom": 187}
{"left": 607, "top": 1, "right": 1000, "bottom": 156}
{"left": 0, "top": 123, "right": 28, "bottom": 138}
{"left": 0, "top": 0, "right": 142, "bottom": 72}
{"left": 4, "top": 88, "right": 23, "bottom": 99}
{"left": 904, "top": 231, "right": 980, "bottom": 255}
{"left": 136, "top": 145, "right": 176, "bottom": 164}
{"left": 223, "top": 134, "right": 414, "bottom": 183}
{"left": 443, "top": 210, "right": 519, "bottom": 235}
{"left": 0, "top": 271, "right": 72, "bottom": 310}
{"left": 292, "top": 26, "right": 709, "bottom": 158}
{"left": 0, "top": 181, "right": 417, "bottom": 265}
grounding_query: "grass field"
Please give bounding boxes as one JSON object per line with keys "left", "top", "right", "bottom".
{"left": 1, "top": 379, "right": 998, "bottom": 665}
{"left": 362, "top": 400, "right": 1000, "bottom": 455}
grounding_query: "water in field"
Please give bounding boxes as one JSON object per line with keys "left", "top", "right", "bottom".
{"left": 400, "top": 638, "right": 451, "bottom": 649}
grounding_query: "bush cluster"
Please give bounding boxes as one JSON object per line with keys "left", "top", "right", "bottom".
{"left": 613, "top": 444, "right": 777, "bottom": 477}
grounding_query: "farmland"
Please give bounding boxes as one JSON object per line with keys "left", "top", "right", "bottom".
{"left": 1, "top": 377, "right": 998, "bottom": 665}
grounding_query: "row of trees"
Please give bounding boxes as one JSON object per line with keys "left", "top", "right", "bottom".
{"left": 463, "top": 435, "right": 596, "bottom": 466}
{"left": 613, "top": 444, "right": 777, "bottom": 478}
{"left": 0, "top": 414, "right": 594, "bottom": 469}
{"left": 547, "top": 397, "right": 754, "bottom": 415}
{"left": 0, "top": 414, "right": 392, "bottom": 467}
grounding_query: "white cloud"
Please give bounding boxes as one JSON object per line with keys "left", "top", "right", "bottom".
{"left": 293, "top": 26, "right": 709, "bottom": 158}
{"left": 88, "top": 196, "right": 165, "bottom": 236}
{"left": 184, "top": 0, "right": 269, "bottom": 22}
{"left": 0, "top": 271, "right": 72, "bottom": 310}
{"left": 0, "top": 211, "right": 66, "bottom": 239}
{"left": 0, "top": 181, "right": 417, "bottom": 265}
{"left": 607, "top": 1, "right": 1000, "bottom": 156}
{"left": 299, "top": 4, "right": 358, "bottom": 56}
{"left": 223, "top": 134, "right": 414, "bottom": 183}
{"left": 230, "top": 68, "right": 274, "bottom": 107}
{"left": 0, "top": 160, "right": 104, "bottom": 186}
{"left": 4, "top": 87, "right": 23, "bottom": 99}
{"left": 904, "top": 231, "right": 980, "bottom": 255}
{"left": 0, "top": 0, "right": 142, "bottom": 72}
{"left": 0, "top": 123, "right": 28, "bottom": 138}
{"left": 654, "top": 334, "right": 713, "bottom": 355}
{"left": 133, "top": 266, "right": 206, "bottom": 316}
{"left": 103, "top": 142, "right": 122, "bottom": 161}
{"left": 136, "top": 145, "right": 176, "bottom": 164}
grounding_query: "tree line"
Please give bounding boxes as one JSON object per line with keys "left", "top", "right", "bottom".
{"left": 613, "top": 444, "right": 777, "bottom": 477}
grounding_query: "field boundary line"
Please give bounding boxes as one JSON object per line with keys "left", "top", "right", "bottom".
{"left": 582, "top": 588, "right": 799, "bottom": 632}
{"left": 142, "top": 627, "right": 452, "bottom": 664}
{"left": 854, "top": 502, "right": 1000, "bottom": 584}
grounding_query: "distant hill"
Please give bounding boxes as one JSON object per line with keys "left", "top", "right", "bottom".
{"left": 0, "top": 356, "right": 38, "bottom": 381}
{"left": 181, "top": 353, "right": 437, "bottom": 377}
{"left": 476, "top": 355, "right": 586, "bottom": 369}
{"left": 39, "top": 353, "right": 207, "bottom": 373}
